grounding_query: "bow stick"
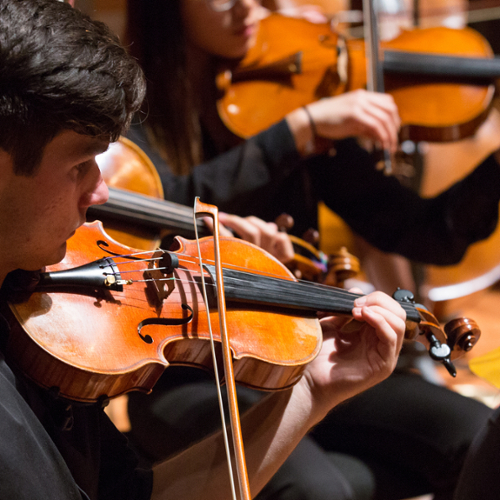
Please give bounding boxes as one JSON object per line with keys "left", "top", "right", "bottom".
{"left": 363, "top": 0, "right": 393, "bottom": 175}
{"left": 194, "top": 198, "right": 252, "bottom": 500}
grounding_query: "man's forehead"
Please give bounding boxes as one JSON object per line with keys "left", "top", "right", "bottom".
{"left": 47, "top": 130, "right": 110, "bottom": 159}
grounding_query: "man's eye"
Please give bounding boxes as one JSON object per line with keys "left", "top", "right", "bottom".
{"left": 74, "top": 160, "right": 91, "bottom": 175}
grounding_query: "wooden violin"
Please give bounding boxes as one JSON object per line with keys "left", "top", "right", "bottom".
{"left": 90, "top": 137, "right": 357, "bottom": 284}
{"left": 2, "top": 221, "right": 480, "bottom": 403}
{"left": 217, "top": 13, "right": 500, "bottom": 142}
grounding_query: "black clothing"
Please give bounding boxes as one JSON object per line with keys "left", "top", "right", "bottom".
{"left": 127, "top": 120, "right": 500, "bottom": 265}
{"left": 310, "top": 371, "right": 491, "bottom": 500}
{"left": 454, "top": 404, "right": 500, "bottom": 500}
{"left": 0, "top": 307, "right": 153, "bottom": 500}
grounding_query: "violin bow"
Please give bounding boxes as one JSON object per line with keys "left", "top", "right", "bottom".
{"left": 193, "top": 198, "right": 252, "bottom": 500}
{"left": 362, "top": 0, "right": 393, "bottom": 175}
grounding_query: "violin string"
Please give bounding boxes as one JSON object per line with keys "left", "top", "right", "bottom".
{"left": 107, "top": 252, "right": 353, "bottom": 295}
{"left": 105, "top": 264, "right": 359, "bottom": 305}
{"left": 107, "top": 187, "right": 198, "bottom": 223}
{"left": 99, "top": 236, "right": 343, "bottom": 291}
{"left": 99, "top": 255, "right": 418, "bottom": 317}
{"left": 133, "top": 276, "right": 215, "bottom": 287}
{"left": 214, "top": 267, "right": 359, "bottom": 300}
{"left": 97, "top": 233, "right": 367, "bottom": 298}
{"left": 110, "top": 272, "right": 418, "bottom": 321}
{"left": 107, "top": 251, "right": 220, "bottom": 270}
{"left": 106, "top": 273, "right": 417, "bottom": 321}
{"left": 217, "top": 269, "right": 361, "bottom": 309}
{"left": 107, "top": 260, "right": 360, "bottom": 305}
{"left": 108, "top": 263, "right": 358, "bottom": 299}
{"left": 113, "top": 257, "right": 162, "bottom": 266}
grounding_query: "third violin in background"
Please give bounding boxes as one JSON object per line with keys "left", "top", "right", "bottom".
{"left": 217, "top": 13, "right": 500, "bottom": 143}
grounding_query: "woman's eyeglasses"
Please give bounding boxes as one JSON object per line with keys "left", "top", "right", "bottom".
{"left": 206, "top": 0, "right": 261, "bottom": 12}
{"left": 207, "top": 0, "right": 237, "bottom": 11}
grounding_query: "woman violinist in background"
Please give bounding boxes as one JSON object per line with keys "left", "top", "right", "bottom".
{"left": 124, "top": 1, "right": 500, "bottom": 499}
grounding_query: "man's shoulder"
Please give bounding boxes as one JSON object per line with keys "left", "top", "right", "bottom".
{"left": 0, "top": 353, "right": 83, "bottom": 499}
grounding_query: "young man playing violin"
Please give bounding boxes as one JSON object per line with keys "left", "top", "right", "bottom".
{"left": 0, "top": 1, "right": 407, "bottom": 499}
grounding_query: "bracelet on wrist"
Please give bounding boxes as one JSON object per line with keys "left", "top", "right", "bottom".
{"left": 302, "top": 105, "right": 336, "bottom": 157}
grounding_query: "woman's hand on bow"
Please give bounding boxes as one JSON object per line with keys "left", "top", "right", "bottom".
{"left": 287, "top": 89, "right": 401, "bottom": 155}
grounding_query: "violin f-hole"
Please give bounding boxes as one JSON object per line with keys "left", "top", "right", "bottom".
{"left": 137, "top": 303, "right": 194, "bottom": 344}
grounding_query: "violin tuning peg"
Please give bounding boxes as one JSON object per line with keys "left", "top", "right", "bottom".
{"left": 302, "top": 228, "right": 320, "bottom": 246}
{"left": 326, "top": 247, "right": 360, "bottom": 287}
{"left": 429, "top": 340, "right": 452, "bottom": 362}
{"left": 426, "top": 332, "right": 457, "bottom": 377}
{"left": 442, "top": 358, "right": 457, "bottom": 378}
{"left": 275, "top": 213, "right": 294, "bottom": 233}
{"left": 392, "top": 288, "right": 415, "bottom": 303}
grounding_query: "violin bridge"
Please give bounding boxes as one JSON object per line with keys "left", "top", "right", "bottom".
{"left": 144, "top": 250, "right": 178, "bottom": 309}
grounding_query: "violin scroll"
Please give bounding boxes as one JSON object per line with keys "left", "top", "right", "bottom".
{"left": 393, "top": 288, "right": 481, "bottom": 377}
{"left": 444, "top": 317, "right": 481, "bottom": 354}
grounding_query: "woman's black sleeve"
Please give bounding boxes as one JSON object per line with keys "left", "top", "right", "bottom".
{"left": 126, "top": 120, "right": 301, "bottom": 214}
{"left": 310, "top": 140, "right": 500, "bottom": 265}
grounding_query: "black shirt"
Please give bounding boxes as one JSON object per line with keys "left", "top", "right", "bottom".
{"left": 127, "top": 120, "right": 500, "bottom": 265}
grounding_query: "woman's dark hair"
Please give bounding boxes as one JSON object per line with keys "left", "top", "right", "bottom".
{"left": 127, "top": 0, "right": 202, "bottom": 175}
{"left": 0, "top": 0, "right": 146, "bottom": 175}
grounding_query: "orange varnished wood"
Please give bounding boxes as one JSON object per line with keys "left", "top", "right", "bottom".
{"left": 346, "top": 26, "right": 494, "bottom": 142}
{"left": 5, "top": 222, "right": 322, "bottom": 403}
{"left": 217, "top": 14, "right": 495, "bottom": 142}
{"left": 324, "top": 246, "right": 360, "bottom": 287}
{"left": 217, "top": 14, "right": 346, "bottom": 137}
{"left": 95, "top": 136, "right": 164, "bottom": 250}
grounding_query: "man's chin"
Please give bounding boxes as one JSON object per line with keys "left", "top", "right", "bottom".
{"left": 43, "top": 242, "right": 68, "bottom": 268}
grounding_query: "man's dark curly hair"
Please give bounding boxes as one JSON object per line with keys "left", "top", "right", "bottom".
{"left": 0, "top": 0, "right": 146, "bottom": 175}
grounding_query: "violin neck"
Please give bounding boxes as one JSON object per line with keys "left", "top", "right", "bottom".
{"left": 87, "top": 189, "right": 317, "bottom": 265}
{"left": 384, "top": 51, "right": 500, "bottom": 83}
{"left": 87, "top": 187, "right": 208, "bottom": 237}
{"left": 206, "top": 265, "right": 421, "bottom": 323}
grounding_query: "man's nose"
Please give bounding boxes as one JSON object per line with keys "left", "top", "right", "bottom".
{"left": 88, "top": 176, "right": 109, "bottom": 207}
{"left": 81, "top": 171, "right": 109, "bottom": 208}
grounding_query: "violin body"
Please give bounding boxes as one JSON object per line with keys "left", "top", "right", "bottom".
{"left": 93, "top": 136, "right": 165, "bottom": 250}
{"left": 217, "top": 14, "right": 497, "bottom": 142}
{"left": 217, "top": 14, "right": 346, "bottom": 138}
{"left": 3, "top": 222, "right": 481, "bottom": 402}
{"left": 355, "top": 25, "right": 495, "bottom": 142}
{"left": 3, "top": 222, "right": 321, "bottom": 403}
